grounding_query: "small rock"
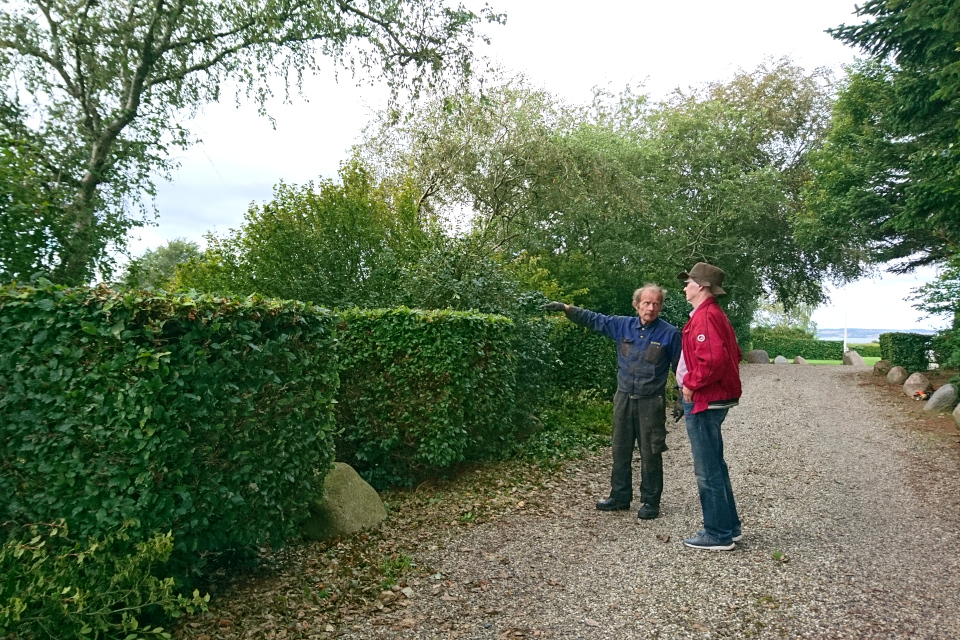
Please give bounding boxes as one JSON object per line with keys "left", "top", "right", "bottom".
{"left": 842, "top": 350, "right": 865, "bottom": 366}
{"left": 874, "top": 359, "right": 891, "bottom": 376}
{"left": 774, "top": 355, "right": 789, "bottom": 364}
{"left": 793, "top": 356, "right": 807, "bottom": 364}
{"left": 903, "top": 372, "right": 933, "bottom": 398}
{"left": 924, "top": 384, "right": 958, "bottom": 412}
{"left": 401, "top": 587, "right": 415, "bottom": 598}
{"left": 380, "top": 590, "right": 397, "bottom": 602}
{"left": 747, "top": 350, "right": 770, "bottom": 364}
{"left": 886, "top": 366, "right": 908, "bottom": 385}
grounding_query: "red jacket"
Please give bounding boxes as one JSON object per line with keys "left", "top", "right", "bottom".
{"left": 681, "top": 297, "right": 742, "bottom": 414}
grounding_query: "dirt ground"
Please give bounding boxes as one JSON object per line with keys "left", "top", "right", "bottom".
{"left": 856, "top": 368, "right": 959, "bottom": 440}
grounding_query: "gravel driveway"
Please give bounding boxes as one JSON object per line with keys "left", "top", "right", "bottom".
{"left": 341, "top": 364, "right": 960, "bottom": 639}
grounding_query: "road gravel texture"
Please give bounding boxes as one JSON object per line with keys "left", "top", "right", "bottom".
{"left": 342, "top": 364, "right": 960, "bottom": 639}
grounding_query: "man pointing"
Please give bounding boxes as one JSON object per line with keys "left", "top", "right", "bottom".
{"left": 543, "top": 285, "right": 681, "bottom": 520}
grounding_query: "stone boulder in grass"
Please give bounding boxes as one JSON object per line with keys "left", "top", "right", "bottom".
{"left": 774, "top": 355, "right": 790, "bottom": 364}
{"left": 886, "top": 366, "right": 908, "bottom": 385}
{"left": 842, "top": 350, "right": 866, "bottom": 366}
{"left": 793, "top": 356, "right": 807, "bottom": 364}
{"left": 746, "top": 350, "right": 770, "bottom": 364}
{"left": 902, "top": 372, "right": 933, "bottom": 399}
{"left": 302, "top": 462, "right": 387, "bottom": 541}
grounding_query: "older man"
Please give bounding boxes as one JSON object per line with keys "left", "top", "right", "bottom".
{"left": 676, "top": 262, "right": 743, "bottom": 551}
{"left": 543, "top": 285, "right": 681, "bottom": 520}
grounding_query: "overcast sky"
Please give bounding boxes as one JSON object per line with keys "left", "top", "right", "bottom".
{"left": 136, "top": 0, "right": 950, "bottom": 332}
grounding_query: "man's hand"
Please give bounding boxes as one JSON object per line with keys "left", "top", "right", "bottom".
{"left": 541, "top": 301, "right": 567, "bottom": 312}
{"left": 671, "top": 398, "right": 684, "bottom": 422}
{"left": 682, "top": 386, "right": 694, "bottom": 403}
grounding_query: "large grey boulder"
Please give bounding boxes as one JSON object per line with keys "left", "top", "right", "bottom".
{"left": 954, "top": 403, "right": 960, "bottom": 428}
{"left": 747, "top": 350, "right": 770, "bottom": 364}
{"left": 842, "top": 350, "right": 866, "bottom": 366}
{"left": 924, "top": 384, "right": 958, "bottom": 412}
{"left": 302, "top": 462, "right": 387, "bottom": 541}
{"left": 793, "top": 356, "right": 808, "bottom": 365}
{"left": 902, "top": 372, "right": 933, "bottom": 398}
{"left": 774, "top": 355, "right": 790, "bottom": 364}
{"left": 874, "top": 360, "right": 891, "bottom": 376}
{"left": 886, "top": 366, "right": 908, "bottom": 385}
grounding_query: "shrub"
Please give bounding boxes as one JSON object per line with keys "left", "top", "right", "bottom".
{"left": 879, "top": 332, "right": 932, "bottom": 372}
{"left": 547, "top": 318, "right": 617, "bottom": 396}
{"left": 334, "top": 308, "right": 517, "bottom": 488}
{"left": 931, "top": 329, "right": 960, "bottom": 371}
{"left": 750, "top": 335, "right": 844, "bottom": 360}
{"left": 0, "top": 283, "right": 339, "bottom": 569}
{"left": 848, "top": 342, "right": 881, "bottom": 358}
{"left": 0, "top": 520, "right": 208, "bottom": 640}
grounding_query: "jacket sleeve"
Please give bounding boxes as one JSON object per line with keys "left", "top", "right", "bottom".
{"left": 566, "top": 306, "right": 623, "bottom": 341}
{"left": 680, "top": 311, "right": 728, "bottom": 392}
{"left": 669, "top": 327, "right": 682, "bottom": 374}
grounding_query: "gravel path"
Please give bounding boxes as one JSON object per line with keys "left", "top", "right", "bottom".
{"left": 341, "top": 364, "right": 960, "bottom": 639}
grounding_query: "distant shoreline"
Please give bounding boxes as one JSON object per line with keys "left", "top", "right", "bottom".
{"left": 815, "top": 328, "right": 937, "bottom": 343}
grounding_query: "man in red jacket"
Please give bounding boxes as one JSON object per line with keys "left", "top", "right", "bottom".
{"left": 676, "top": 262, "right": 743, "bottom": 551}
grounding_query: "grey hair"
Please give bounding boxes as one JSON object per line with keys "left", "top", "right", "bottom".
{"left": 633, "top": 283, "right": 666, "bottom": 305}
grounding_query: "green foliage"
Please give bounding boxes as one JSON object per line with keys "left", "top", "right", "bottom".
{"left": 175, "top": 163, "right": 421, "bottom": 308}
{"left": 547, "top": 318, "right": 618, "bottom": 397}
{"left": 0, "top": 520, "right": 208, "bottom": 640}
{"left": 515, "top": 389, "right": 612, "bottom": 463}
{"left": 361, "top": 61, "right": 855, "bottom": 343}
{"left": 879, "top": 332, "right": 932, "bottom": 372}
{"left": 750, "top": 336, "right": 844, "bottom": 360}
{"left": 0, "top": 0, "right": 501, "bottom": 284}
{"left": 333, "top": 308, "right": 517, "bottom": 489}
{"left": 119, "top": 239, "right": 202, "bottom": 291}
{"left": 0, "top": 283, "right": 339, "bottom": 571}
{"left": 848, "top": 343, "right": 882, "bottom": 358}
{"left": 931, "top": 330, "right": 960, "bottom": 371}
{"left": 811, "top": 2, "right": 960, "bottom": 272}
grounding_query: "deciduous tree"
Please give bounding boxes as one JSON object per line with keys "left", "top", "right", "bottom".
{"left": 0, "top": 0, "right": 503, "bottom": 284}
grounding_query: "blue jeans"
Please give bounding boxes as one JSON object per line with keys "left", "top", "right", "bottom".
{"left": 682, "top": 400, "right": 740, "bottom": 542}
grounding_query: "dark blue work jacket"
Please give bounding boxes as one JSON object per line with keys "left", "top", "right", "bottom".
{"left": 567, "top": 307, "right": 681, "bottom": 398}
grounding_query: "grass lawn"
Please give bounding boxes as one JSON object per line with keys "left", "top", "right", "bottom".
{"left": 805, "top": 357, "right": 881, "bottom": 366}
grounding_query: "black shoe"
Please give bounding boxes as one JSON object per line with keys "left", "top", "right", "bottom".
{"left": 596, "top": 498, "right": 630, "bottom": 511}
{"left": 636, "top": 504, "right": 660, "bottom": 520}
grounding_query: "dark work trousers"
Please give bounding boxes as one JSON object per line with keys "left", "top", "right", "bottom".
{"left": 609, "top": 391, "right": 668, "bottom": 507}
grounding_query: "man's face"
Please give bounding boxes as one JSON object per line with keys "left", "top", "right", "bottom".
{"left": 683, "top": 279, "right": 700, "bottom": 303}
{"left": 635, "top": 290, "right": 663, "bottom": 324}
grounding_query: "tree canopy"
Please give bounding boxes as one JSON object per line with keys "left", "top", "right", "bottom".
{"left": 0, "top": 0, "right": 503, "bottom": 285}
{"left": 807, "top": 0, "right": 960, "bottom": 273}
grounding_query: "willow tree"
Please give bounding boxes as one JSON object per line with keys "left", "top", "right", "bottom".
{"left": 0, "top": 0, "right": 503, "bottom": 284}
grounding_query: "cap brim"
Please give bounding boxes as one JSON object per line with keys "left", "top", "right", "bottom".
{"left": 677, "top": 271, "right": 689, "bottom": 282}
{"left": 713, "top": 285, "right": 727, "bottom": 296}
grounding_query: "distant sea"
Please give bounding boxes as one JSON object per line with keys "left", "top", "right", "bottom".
{"left": 816, "top": 328, "right": 937, "bottom": 343}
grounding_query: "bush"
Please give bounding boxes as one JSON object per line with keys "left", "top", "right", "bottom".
{"left": 334, "top": 308, "right": 517, "bottom": 488}
{"left": 547, "top": 318, "right": 618, "bottom": 396}
{"left": 848, "top": 342, "right": 881, "bottom": 358}
{"left": 515, "top": 389, "right": 612, "bottom": 463}
{"left": 0, "top": 283, "right": 339, "bottom": 569}
{"left": 0, "top": 520, "right": 208, "bottom": 640}
{"left": 931, "top": 329, "right": 960, "bottom": 371}
{"left": 879, "top": 332, "right": 932, "bottom": 372}
{"left": 750, "top": 335, "right": 844, "bottom": 360}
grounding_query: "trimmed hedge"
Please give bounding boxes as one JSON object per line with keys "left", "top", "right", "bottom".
{"left": 0, "top": 284, "right": 339, "bottom": 564}
{"left": 931, "top": 330, "right": 959, "bottom": 370}
{"left": 848, "top": 343, "right": 881, "bottom": 358}
{"left": 334, "top": 308, "right": 518, "bottom": 488}
{"left": 547, "top": 319, "right": 617, "bottom": 396}
{"left": 750, "top": 336, "right": 844, "bottom": 360}
{"left": 879, "top": 332, "right": 931, "bottom": 372}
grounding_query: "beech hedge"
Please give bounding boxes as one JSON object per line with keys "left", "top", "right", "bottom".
{"left": 547, "top": 319, "right": 617, "bottom": 397}
{"left": 879, "top": 332, "right": 932, "bottom": 372}
{"left": 750, "top": 336, "right": 844, "bottom": 360}
{"left": 848, "top": 343, "right": 881, "bottom": 358}
{"left": 334, "top": 308, "right": 519, "bottom": 488}
{"left": 0, "top": 284, "right": 339, "bottom": 564}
